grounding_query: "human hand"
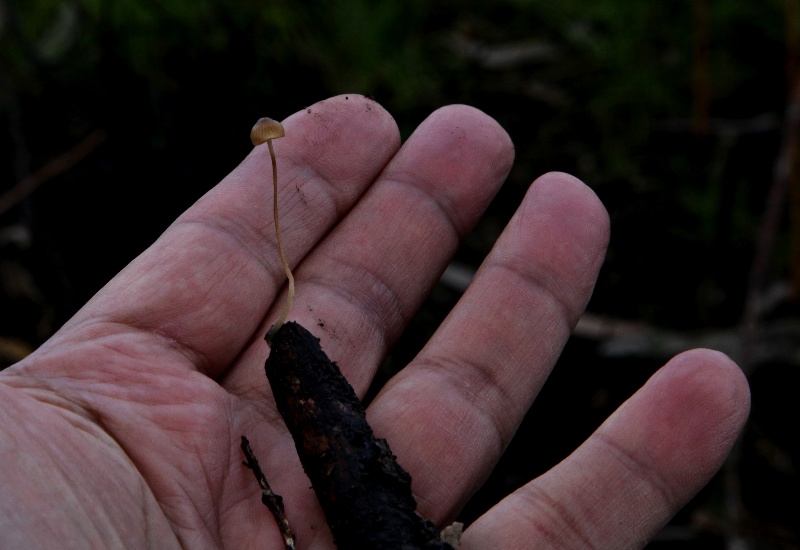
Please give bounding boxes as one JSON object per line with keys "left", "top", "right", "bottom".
{"left": 0, "top": 95, "right": 749, "bottom": 549}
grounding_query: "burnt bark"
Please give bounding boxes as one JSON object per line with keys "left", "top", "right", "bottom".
{"left": 265, "top": 321, "right": 453, "bottom": 550}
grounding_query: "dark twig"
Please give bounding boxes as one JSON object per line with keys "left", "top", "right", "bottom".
{"left": 741, "top": 78, "right": 800, "bottom": 372}
{"left": 240, "top": 436, "right": 296, "bottom": 550}
{"left": 0, "top": 130, "right": 106, "bottom": 217}
{"left": 692, "top": 0, "right": 711, "bottom": 136}
{"left": 265, "top": 321, "right": 454, "bottom": 549}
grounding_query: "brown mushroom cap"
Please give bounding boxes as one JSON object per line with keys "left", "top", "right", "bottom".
{"left": 250, "top": 117, "right": 286, "bottom": 146}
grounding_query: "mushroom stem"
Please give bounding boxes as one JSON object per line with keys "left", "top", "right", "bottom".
{"left": 250, "top": 117, "right": 294, "bottom": 344}
{"left": 268, "top": 139, "right": 295, "bottom": 333}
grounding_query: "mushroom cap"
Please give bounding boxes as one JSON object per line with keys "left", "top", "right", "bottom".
{"left": 250, "top": 117, "right": 285, "bottom": 146}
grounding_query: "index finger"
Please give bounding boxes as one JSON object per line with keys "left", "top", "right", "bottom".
{"left": 42, "top": 95, "right": 401, "bottom": 376}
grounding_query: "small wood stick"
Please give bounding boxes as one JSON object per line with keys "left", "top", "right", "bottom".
{"left": 240, "top": 436, "right": 296, "bottom": 550}
{"left": 265, "top": 321, "right": 454, "bottom": 549}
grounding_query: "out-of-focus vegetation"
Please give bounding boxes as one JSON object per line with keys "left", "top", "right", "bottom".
{"left": 1, "top": 0, "right": 789, "bottom": 328}
{"left": 2, "top": 0, "right": 798, "bottom": 547}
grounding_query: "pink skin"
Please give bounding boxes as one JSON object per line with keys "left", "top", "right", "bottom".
{"left": 0, "top": 95, "right": 749, "bottom": 549}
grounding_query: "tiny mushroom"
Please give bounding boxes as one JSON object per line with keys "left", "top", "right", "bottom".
{"left": 251, "top": 117, "right": 295, "bottom": 344}
{"left": 251, "top": 116, "right": 285, "bottom": 146}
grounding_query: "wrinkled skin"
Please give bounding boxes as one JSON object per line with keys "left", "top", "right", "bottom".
{"left": 0, "top": 96, "right": 749, "bottom": 549}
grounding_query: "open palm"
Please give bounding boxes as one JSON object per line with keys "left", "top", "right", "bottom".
{"left": 0, "top": 95, "right": 749, "bottom": 549}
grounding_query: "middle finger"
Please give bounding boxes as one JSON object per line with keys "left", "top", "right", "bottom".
{"left": 228, "top": 105, "right": 514, "bottom": 395}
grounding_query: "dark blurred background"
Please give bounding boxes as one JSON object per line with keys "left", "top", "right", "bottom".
{"left": 1, "top": 1, "right": 798, "bottom": 547}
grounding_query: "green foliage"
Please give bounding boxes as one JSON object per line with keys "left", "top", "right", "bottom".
{"left": 0, "top": 0, "right": 793, "bottom": 328}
